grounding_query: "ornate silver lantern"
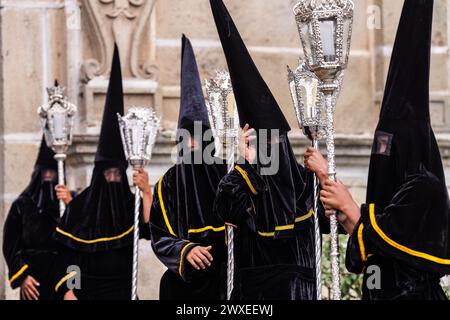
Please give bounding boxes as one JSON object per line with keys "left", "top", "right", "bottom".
{"left": 293, "top": 0, "right": 354, "bottom": 300}
{"left": 117, "top": 107, "right": 160, "bottom": 300}
{"left": 205, "top": 70, "right": 239, "bottom": 165}
{"left": 38, "top": 82, "right": 77, "bottom": 217}
{"left": 288, "top": 60, "right": 326, "bottom": 141}
{"left": 205, "top": 70, "right": 239, "bottom": 300}
{"left": 288, "top": 60, "right": 325, "bottom": 299}
{"left": 294, "top": 0, "right": 354, "bottom": 82}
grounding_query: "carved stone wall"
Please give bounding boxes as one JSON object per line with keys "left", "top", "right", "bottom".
{"left": 0, "top": 0, "right": 449, "bottom": 299}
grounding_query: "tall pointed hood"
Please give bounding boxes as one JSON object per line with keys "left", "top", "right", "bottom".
{"left": 35, "top": 135, "right": 57, "bottom": 170}
{"left": 170, "top": 35, "right": 227, "bottom": 240}
{"left": 95, "top": 44, "right": 127, "bottom": 169}
{"left": 55, "top": 45, "right": 134, "bottom": 253}
{"left": 18, "top": 135, "right": 59, "bottom": 211}
{"left": 380, "top": 0, "right": 433, "bottom": 121}
{"left": 210, "top": 0, "right": 315, "bottom": 239}
{"left": 363, "top": 0, "right": 450, "bottom": 275}
{"left": 178, "top": 34, "right": 211, "bottom": 130}
{"left": 209, "top": 0, "right": 290, "bottom": 132}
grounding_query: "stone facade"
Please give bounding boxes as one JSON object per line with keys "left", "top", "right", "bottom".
{"left": 0, "top": 0, "right": 449, "bottom": 299}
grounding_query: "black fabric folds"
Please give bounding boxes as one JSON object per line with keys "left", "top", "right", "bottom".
{"left": 150, "top": 35, "right": 227, "bottom": 300}
{"left": 210, "top": 0, "right": 312, "bottom": 238}
{"left": 210, "top": 0, "right": 322, "bottom": 300}
{"left": 55, "top": 44, "right": 135, "bottom": 253}
{"left": 2, "top": 137, "right": 60, "bottom": 299}
{"left": 346, "top": 0, "right": 450, "bottom": 300}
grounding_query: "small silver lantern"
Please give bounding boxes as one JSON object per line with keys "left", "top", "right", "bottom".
{"left": 118, "top": 106, "right": 160, "bottom": 300}
{"left": 288, "top": 60, "right": 325, "bottom": 299}
{"left": 205, "top": 70, "right": 239, "bottom": 164}
{"left": 38, "top": 82, "right": 77, "bottom": 217}
{"left": 205, "top": 70, "right": 239, "bottom": 301}
{"left": 293, "top": 0, "right": 354, "bottom": 300}
{"left": 288, "top": 60, "right": 326, "bottom": 141}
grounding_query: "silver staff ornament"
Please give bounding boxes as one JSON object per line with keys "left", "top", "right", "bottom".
{"left": 38, "top": 82, "right": 77, "bottom": 217}
{"left": 118, "top": 107, "right": 160, "bottom": 300}
{"left": 205, "top": 70, "right": 239, "bottom": 300}
{"left": 293, "top": 0, "right": 354, "bottom": 300}
{"left": 288, "top": 60, "right": 325, "bottom": 299}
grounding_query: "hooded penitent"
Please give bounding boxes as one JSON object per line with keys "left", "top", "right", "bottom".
{"left": 210, "top": 0, "right": 312, "bottom": 237}
{"left": 23, "top": 135, "right": 59, "bottom": 212}
{"left": 3, "top": 136, "right": 60, "bottom": 298}
{"left": 174, "top": 34, "right": 225, "bottom": 236}
{"left": 150, "top": 35, "right": 227, "bottom": 300}
{"left": 210, "top": 0, "right": 321, "bottom": 300}
{"left": 55, "top": 44, "right": 134, "bottom": 253}
{"left": 346, "top": 0, "right": 450, "bottom": 300}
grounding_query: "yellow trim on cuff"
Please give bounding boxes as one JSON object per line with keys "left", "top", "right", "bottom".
{"left": 158, "top": 178, "right": 177, "bottom": 237}
{"left": 9, "top": 264, "right": 29, "bottom": 284}
{"left": 188, "top": 225, "right": 225, "bottom": 234}
{"left": 357, "top": 223, "right": 367, "bottom": 262}
{"left": 235, "top": 165, "right": 258, "bottom": 195}
{"left": 55, "top": 225, "right": 134, "bottom": 244}
{"left": 257, "top": 210, "right": 315, "bottom": 237}
{"left": 178, "top": 242, "right": 195, "bottom": 276}
{"left": 55, "top": 271, "right": 77, "bottom": 292}
{"left": 369, "top": 203, "right": 450, "bottom": 265}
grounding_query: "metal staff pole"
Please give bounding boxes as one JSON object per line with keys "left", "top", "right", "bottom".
{"left": 288, "top": 62, "right": 326, "bottom": 300}
{"left": 293, "top": 0, "right": 354, "bottom": 300}
{"left": 38, "top": 82, "right": 77, "bottom": 217}
{"left": 118, "top": 107, "right": 160, "bottom": 300}
{"left": 205, "top": 71, "right": 239, "bottom": 300}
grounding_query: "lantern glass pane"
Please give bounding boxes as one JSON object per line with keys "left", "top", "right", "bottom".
{"left": 53, "top": 112, "right": 66, "bottom": 140}
{"left": 341, "top": 18, "right": 352, "bottom": 65}
{"left": 319, "top": 19, "right": 337, "bottom": 62}
{"left": 300, "top": 22, "right": 314, "bottom": 64}
{"left": 300, "top": 77, "right": 319, "bottom": 121}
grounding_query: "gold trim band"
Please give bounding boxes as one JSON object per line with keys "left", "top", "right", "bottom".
{"left": 9, "top": 264, "right": 29, "bottom": 284}
{"left": 158, "top": 178, "right": 177, "bottom": 237}
{"left": 188, "top": 225, "right": 225, "bottom": 234}
{"left": 178, "top": 242, "right": 195, "bottom": 276}
{"left": 56, "top": 226, "right": 134, "bottom": 244}
{"left": 357, "top": 223, "right": 367, "bottom": 262}
{"left": 257, "top": 209, "right": 315, "bottom": 237}
{"left": 55, "top": 271, "right": 77, "bottom": 292}
{"left": 369, "top": 203, "right": 450, "bottom": 265}
{"left": 235, "top": 165, "right": 258, "bottom": 195}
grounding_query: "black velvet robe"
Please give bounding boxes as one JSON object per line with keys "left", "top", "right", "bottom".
{"left": 53, "top": 208, "right": 150, "bottom": 300}
{"left": 215, "top": 161, "right": 327, "bottom": 300}
{"left": 346, "top": 0, "right": 450, "bottom": 300}
{"left": 3, "top": 194, "right": 60, "bottom": 300}
{"left": 150, "top": 163, "right": 227, "bottom": 300}
{"left": 346, "top": 170, "right": 449, "bottom": 300}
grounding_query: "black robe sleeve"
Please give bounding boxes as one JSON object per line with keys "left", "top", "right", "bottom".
{"left": 214, "top": 163, "right": 267, "bottom": 230}
{"left": 138, "top": 198, "right": 151, "bottom": 240}
{"left": 150, "top": 175, "right": 199, "bottom": 282}
{"left": 2, "top": 201, "right": 30, "bottom": 289}
{"left": 53, "top": 246, "right": 79, "bottom": 299}
{"left": 346, "top": 171, "right": 449, "bottom": 275}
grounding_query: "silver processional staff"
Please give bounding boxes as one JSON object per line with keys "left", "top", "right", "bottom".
{"left": 118, "top": 107, "right": 160, "bottom": 300}
{"left": 38, "top": 81, "right": 77, "bottom": 218}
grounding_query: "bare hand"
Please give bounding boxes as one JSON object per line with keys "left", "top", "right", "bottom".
{"left": 20, "top": 275, "right": 40, "bottom": 300}
{"left": 64, "top": 290, "right": 78, "bottom": 300}
{"left": 320, "top": 179, "right": 361, "bottom": 234}
{"left": 239, "top": 124, "right": 257, "bottom": 164}
{"left": 304, "top": 147, "right": 328, "bottom": 184}
{"left": 186, "top": 246, "right": 213, "bottom": 270}
{"left": 55, "top": 185, "right": 73, "bottom": 205}
{"left": 133, "top": 168, "right": 151, "bottom": 194}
